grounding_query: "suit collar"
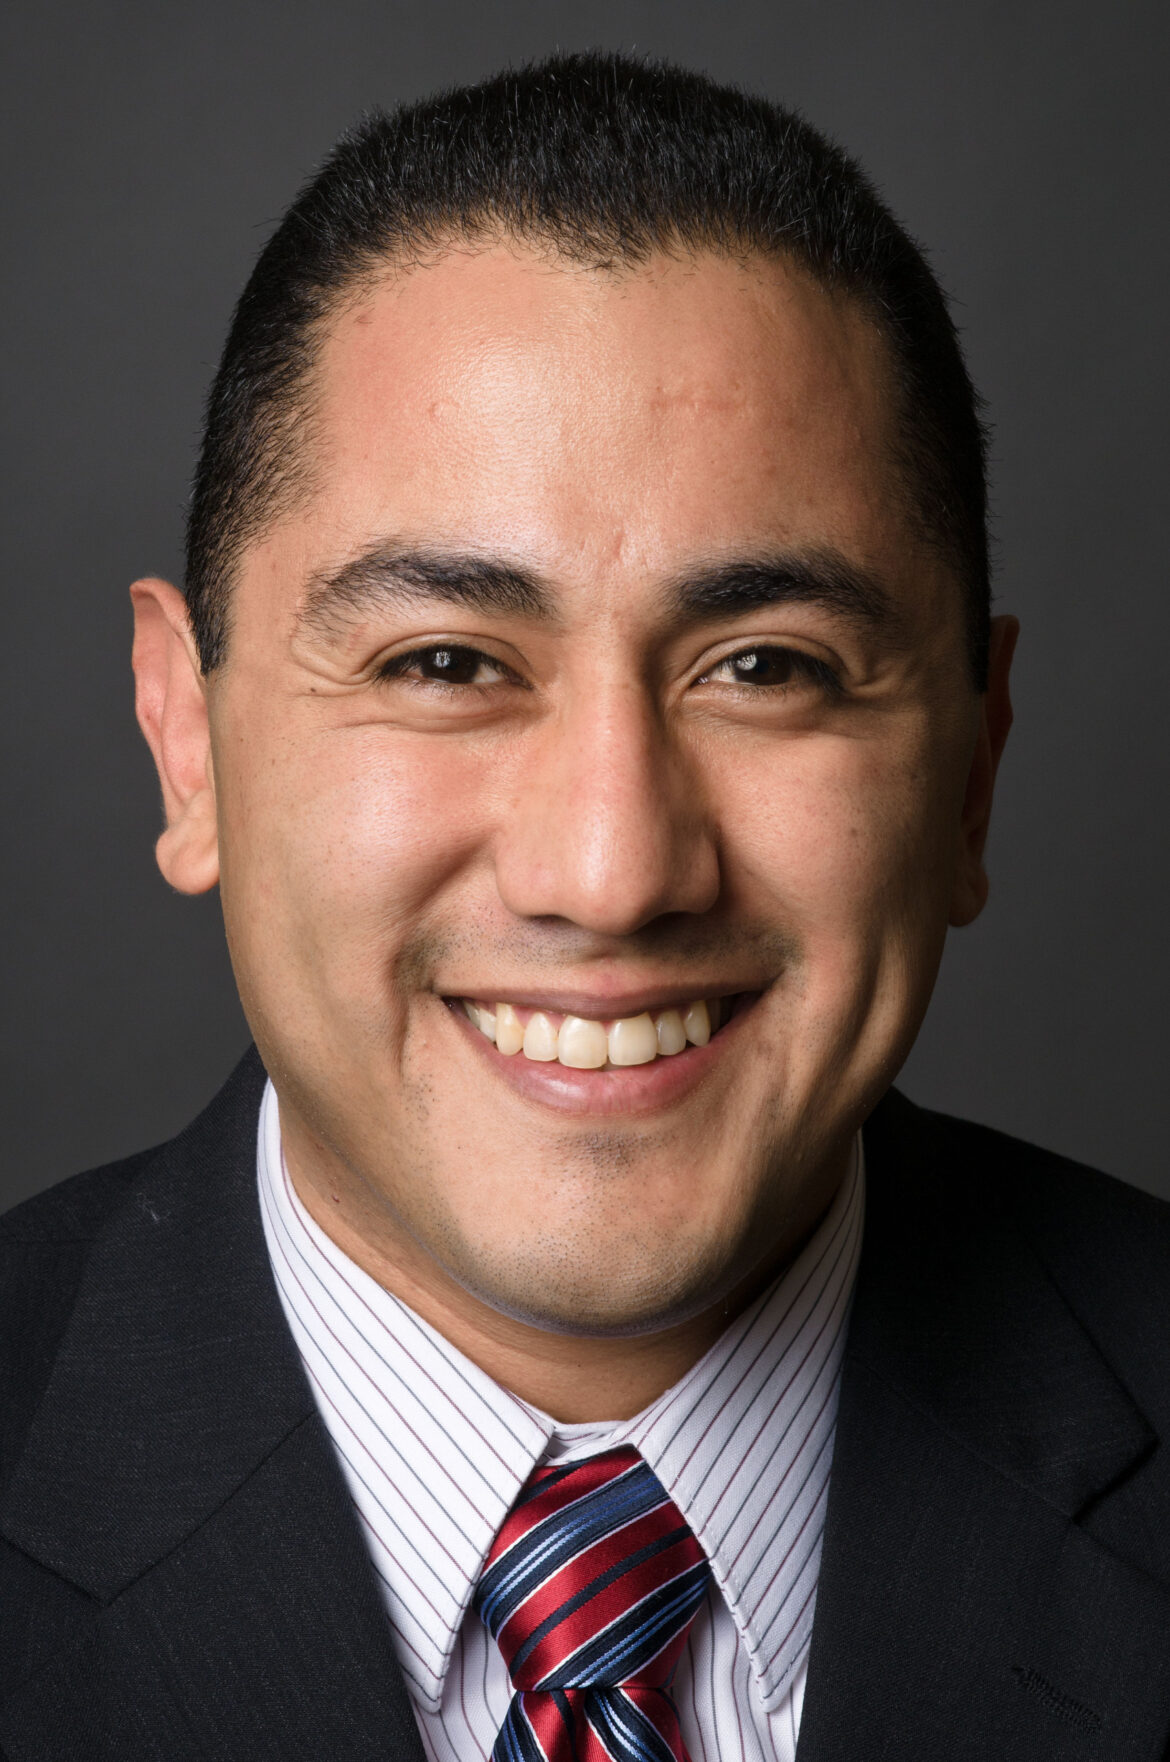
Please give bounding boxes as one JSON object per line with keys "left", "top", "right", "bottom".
{"left": 0, "top": 1048, "right": 427, "bottom": 1761}
{"left": 797, "top": 1088, "right": 1170, "bottom": 1760}
{"left": 848, "top": 1088, "right": 1154, "bottom": 1517}
{"left": 2, "top": 1048, "right": 311, "bottom": 1599}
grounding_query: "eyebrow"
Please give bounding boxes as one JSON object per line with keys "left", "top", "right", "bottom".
{"left": 298, "top": 544, "right": 555, "bottom": 638}
{"left": 297, "top": 540, "right": 898, "bottom": 641}
{"left": 664, "top": 551, "right": 897, "bottom": 633}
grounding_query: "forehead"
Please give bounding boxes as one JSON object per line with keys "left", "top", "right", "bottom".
{"left": 262, "top": 244, "right": 923, "bottom": 608}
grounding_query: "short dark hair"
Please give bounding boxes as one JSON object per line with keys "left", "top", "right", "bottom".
{"left": 186, "top": 52, "right": 990, "bottom": 682}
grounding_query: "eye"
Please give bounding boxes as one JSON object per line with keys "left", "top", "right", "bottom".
{"left": 378, "top": 644, "right": 515, "bottom": 687}
{"left": 698, "top": 645, "right": 840, "bottom": 692}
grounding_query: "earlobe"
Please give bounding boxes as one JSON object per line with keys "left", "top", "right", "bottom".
{"left": 948, "top": 615, "right": 1020, "bottom": 928}
{"left": 129, "top": 577, "right": 220, "bottom": 895}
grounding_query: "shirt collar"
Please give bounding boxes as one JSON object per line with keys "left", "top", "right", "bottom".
{"left": 627, "top": 1147, "right": 863, "bottom": 1705}
{"left": 258, "top": 1080, "right": 862, "bottom": 1713}
{"left": 258, "top": 1083, "right": 548, "bottom": 1709}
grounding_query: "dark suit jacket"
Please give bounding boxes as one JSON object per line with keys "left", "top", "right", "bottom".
{"left": 3, "top": 1048, "right": 1170, "bottom": 1759}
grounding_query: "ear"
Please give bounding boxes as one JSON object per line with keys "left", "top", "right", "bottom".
{"left": 130, "top": 577, "right": 220, "bottom": 894}
{"left": 949, "top": 614, "right": 1019, "bottom": 927}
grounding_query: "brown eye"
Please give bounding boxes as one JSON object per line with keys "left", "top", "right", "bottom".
{"left": 702, "top": 645, "right": 839, "bottom": 692}
{"left": 726, "top": 648, "right": 795, "bottom": 686}
{"left": 416, "top": 646, "right": 483, "bottom": 683}
{"left": 378, "top": 644, "right": 513, "bottom": 687}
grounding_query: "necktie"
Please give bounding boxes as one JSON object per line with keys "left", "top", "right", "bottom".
{"left": 475, "top": 1444, "right": 710, "bottom": 1762}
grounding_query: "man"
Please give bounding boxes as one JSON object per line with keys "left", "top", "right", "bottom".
{"left": 2, "top": 50, "right": 1168, "bottom": 1762}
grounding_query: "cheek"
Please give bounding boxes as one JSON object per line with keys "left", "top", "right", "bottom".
{"left": 720, "top": 732, "right": 957, "bottom": 950}
{"left": 215, "top": 718, "right": 497, "bottom": 992}
{"left": 711, "top": 731, "right": 959, "bottom": 1103}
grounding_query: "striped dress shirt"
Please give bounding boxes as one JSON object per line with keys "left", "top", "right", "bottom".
{"left": 257, "top": 1080, "right": 864, "bottom": 1762}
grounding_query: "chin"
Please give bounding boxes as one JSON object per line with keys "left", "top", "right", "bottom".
{"left": 445, "top": 1226, "right": 737, "bottom": 1340}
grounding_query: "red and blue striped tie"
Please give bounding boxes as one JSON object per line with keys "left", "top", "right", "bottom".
{"left": 475, "top": 1444, "right": 710, "bottom": 1762}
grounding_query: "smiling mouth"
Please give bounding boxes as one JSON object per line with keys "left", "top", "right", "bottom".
{"left": 450, "top": 993, "right": 755, "bottom": 1070}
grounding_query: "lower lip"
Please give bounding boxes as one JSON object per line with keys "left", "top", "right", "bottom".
{"left": 445, "top": 998, "right": 755, "bottom": 1116}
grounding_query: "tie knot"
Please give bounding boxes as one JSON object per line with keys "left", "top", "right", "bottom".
{"left": 475, "top": 1445, "right": 709, "bottom": 1693}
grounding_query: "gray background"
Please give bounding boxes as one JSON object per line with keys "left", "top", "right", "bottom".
{"left": 3, "top": 0, "right": 1166, "bottom": 1211}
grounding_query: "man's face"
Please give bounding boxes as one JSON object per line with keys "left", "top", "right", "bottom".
{"left": 146, "top": 246, "right": 1009, "bottom": 1338}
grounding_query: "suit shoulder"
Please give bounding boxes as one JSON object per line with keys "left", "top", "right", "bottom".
{"left": 1, "top": 1050, "right": 266, "bottom": 1255}
{"left": 0, "top": 1150, "right": 163, "bottom": 1482}
{"left": 872, "top": 1088, "right": 1168, "bottom": 1244}
{"left": 886, "top": 1094, "right": 1170, "bottom": 1413}
{"left": 0, "top": 1145, "right": 162, "bottom": 1245}
{"left": 917, "top": 1103, "right": 1170, "bottom": 1258}
{"left": 0, "top": 1050, "right": 267, "bottom": 1492}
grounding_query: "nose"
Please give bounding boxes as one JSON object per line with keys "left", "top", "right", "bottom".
{"left": 493, "top": 683, "right": 720, "bottom": 935}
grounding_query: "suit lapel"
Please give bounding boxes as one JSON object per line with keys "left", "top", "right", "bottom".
{"left": 0, "top": 1051, "right": 426, "bottom": 1761}
{"left": 797, "top": 1092, "right": 1170, "bottom": 1761}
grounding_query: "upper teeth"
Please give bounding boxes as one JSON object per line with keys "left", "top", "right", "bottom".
{"left": 461, "top": 998, "right": 722, "bottom": 1067}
